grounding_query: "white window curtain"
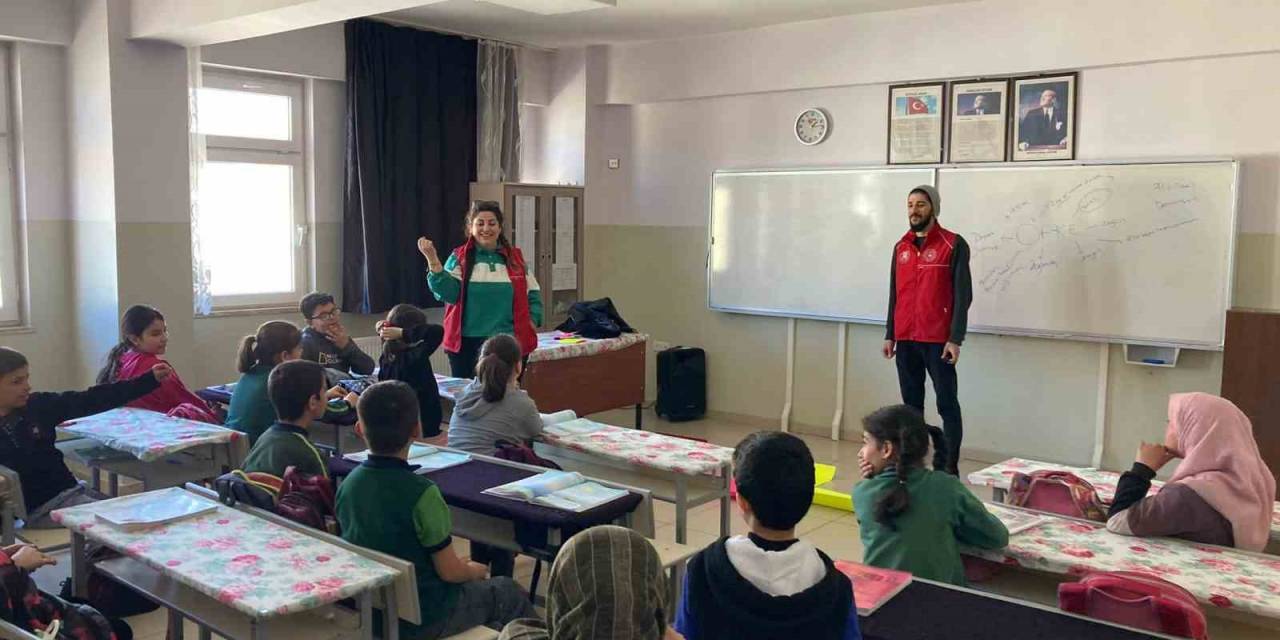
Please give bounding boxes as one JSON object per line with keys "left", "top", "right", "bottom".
{"left": 477, "top": 41, "right": 521, "bottom": 183}
{"left": 187, "top": 49, "right": 213, "bottom": 316}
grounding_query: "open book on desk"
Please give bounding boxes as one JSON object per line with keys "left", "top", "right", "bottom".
{"left": 345, "top": 443, "right": 472, "bottom": 472}
{"left": 482, "top": 471, "right": 628, "bottom": 512}
{"left": 984, "top": 502, "right": 1052, "bottom": 535}
{"left": 541, "top": 412, "right": 610, "bottom": 437}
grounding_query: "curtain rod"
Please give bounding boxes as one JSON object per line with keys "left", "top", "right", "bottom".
{"left": 368, "top": 15, "right": 557, "bottom": 53}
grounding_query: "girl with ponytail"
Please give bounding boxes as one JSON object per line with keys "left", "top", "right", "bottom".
{"left": 447, "top": 333, "right": 544, "bottom": 577}
{"left": 851, "top": 404, "right": 1008, "bottom": 585}
{"left": 96, "top": 305, "right": 219, "bottom": 423}
{"left": 226, "top": 321, "right": 303, "bottom": 444}
{"left": 375, "top": 304, "right": 445, "bottom": 442}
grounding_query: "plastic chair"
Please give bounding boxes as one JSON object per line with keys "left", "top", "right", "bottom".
{"left": 1059, "top": 571, "right": 1209, "bottom": 639}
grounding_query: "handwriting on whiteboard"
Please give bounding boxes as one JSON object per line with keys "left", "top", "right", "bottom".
{"left": 972, "top": 174, "right": 1201, "bottom": 295}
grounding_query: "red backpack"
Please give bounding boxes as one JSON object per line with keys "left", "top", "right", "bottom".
{"left": 1008, "top": 470, "right": 1108, "bottom": 522}
{"left": 1059, "top": 571, "right": 1208, "bottom": 639}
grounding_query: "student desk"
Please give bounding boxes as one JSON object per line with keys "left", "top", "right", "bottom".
{"left": 331, "top": 449, "right": 655, "bottom": 567}
{"left": 969, "top": 457, "right": 1280, "bottom": 544}
{"left": 858, "top": 576, "right": 1180, "bottom": 639}
{"left": 532, "top": 419, "right": 733, "bottom": 545}
{"left": 962, "top": 503, "right": 1280, "bottom": 629}
{"left": 523, "top": 332, "right": 648, "bottom": 429}
{"left": 52, "top": 488, "right": 398, "bottom": 640}
{"left": 55, "top": 408, "right": 245, "bottom": 497}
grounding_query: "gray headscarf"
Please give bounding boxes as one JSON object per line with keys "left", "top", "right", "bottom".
{"left": 910, "top": 184, "right": 941, "bottom": 216}
{"left": 499, "top": 525, "right": 668, "bottom": 640}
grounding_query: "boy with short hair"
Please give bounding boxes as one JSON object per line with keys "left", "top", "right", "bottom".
{"left": 241, "top": 360, "right": 329, "bottom": 478}
{"left": 298, "top": 292, "right": 375, "bottom": 375}
{"left": 675, "top": 431, "right": 861, "bottom": 640}
{"left": 0, "top": 346, "right": 172, "bottom": 528}
{"left": 337, "top": 381, "right": 534, "bottom": 638}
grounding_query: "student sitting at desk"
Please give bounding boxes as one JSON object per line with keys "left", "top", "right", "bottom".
{"left": 96, "top": 304, "right": 218, "bottom": 423}
{"left": 376, "top": 304, "right": 446, "bottom": 444}
{"left": 1107, "top": 393, "right": 1276, "bottom": 552}
{"left": 675, "top": 431, "right": 859, "bottom": 640}
{"left": 447, "top": 334, "right": 543, "bottom": 456}
{"left": 338, "top": 381, "right": 534, "bottom": 639}
{"left": 853, "top": 405, "right": 1008, "bottom": 585}
{"left": 0, "top": 347, "right": 171, "bottom": 529}
{"left": 241, "top": 360, "right": 329, "bottom": 479}
{"left": 227, "top": 320, "right": 302, "bottom": 445}
{"left": 500, "top": 525, "right": 684, "bottom": 640}
{"left": 298, "top": 291, "right": 376, "bottom": 376}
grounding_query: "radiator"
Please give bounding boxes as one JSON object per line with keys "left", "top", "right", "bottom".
{"left": 353, "top": 335, "right": 381, "bottom": 357}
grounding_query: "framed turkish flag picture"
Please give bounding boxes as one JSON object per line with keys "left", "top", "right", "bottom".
{"left": 888, "top": 82, "right": 946, "bottom": 164}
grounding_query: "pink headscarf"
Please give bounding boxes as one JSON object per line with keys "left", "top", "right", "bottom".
{"left": 1166, "top": 393, "right": 1276, "bottom": 552}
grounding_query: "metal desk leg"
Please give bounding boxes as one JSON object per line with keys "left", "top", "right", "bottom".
{"left": 635, "top": 404, "right": 643, "bottom": 430}
{"left": 719, "top": 475, "right": 731, "bottom": 538}
{"left": 71, "top": 532, "right": 89, "bottom": 599}
{"left": 109, "top": 471, "right": 120, "bottom": 497}
{"left": 358, "top": 591, "right": 374, "bottom": 640}
{"left": 168, "top": 609, "right": 185, "bottom": 640}
{"left": 334, "top": 423, "right": 344, "bottom": 457}
{"left": 90, "top": 466, "right": 101, "bottom": 493}
{"left": 993, "top": 488, "right": 1007, "bottom": 503}
{"left": 675, "top": 479, "right": 688, "bottom": 545}
{"left": 250, "top": 618, "right": 267, "bottom": 640}
{"left": 198, "top": 625, "right": 211, "bottom": 640}
{"left": 382, "top": 584, "right": 399, "bottom": 640}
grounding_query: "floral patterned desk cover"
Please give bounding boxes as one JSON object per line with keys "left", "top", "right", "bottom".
{"left": 539, "top": 419, "right": 731, "bottom": 478}
{"left": 969, "top": 458, "right": 1280, "bottom": 541}
{"left": 58, "top": 408, "right": 242, "bottom": 462}
{"left": 527, "top": 332, "right": 648, "bottom": 364}
{"left": 52, "top": 489, "right": 397, "bottom": 619}
{"left": 963, "top": 512, "right": 1280, "bottom": 620}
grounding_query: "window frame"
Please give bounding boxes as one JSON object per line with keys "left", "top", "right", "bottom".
{"left": 196, "top": 68, "right": 309, "bottom": 311}
{"left": 0, "top": 45, "right": 23, "bottom": 327}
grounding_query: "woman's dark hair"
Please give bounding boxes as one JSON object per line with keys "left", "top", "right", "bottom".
{"left": 97, "top": 305, "right": 165, "bottom": 384}
{"left": 0, "top": 347, "right": 29, "bottom": 377}
{"left": 464, "top": 200, "right": 511, "bottom": 250}
{"left": 863, "top": 404, "right": 930, "bottom": 530}
{"left": 384, "top": 304, "right": 428, "bottom": 355}
{"left": 237, "top": 321, "right": 302, "bottom": 373}
{"left": 476, "top": 334, "right": 521, "bottom": 403}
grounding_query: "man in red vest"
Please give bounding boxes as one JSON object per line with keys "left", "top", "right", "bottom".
{"left": 882, "top": 185, "right": 973, "bottom": 475}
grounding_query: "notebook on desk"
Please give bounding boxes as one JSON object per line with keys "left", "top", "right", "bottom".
{"left": 834, "top": 560, "right": 912, "bottom": 616}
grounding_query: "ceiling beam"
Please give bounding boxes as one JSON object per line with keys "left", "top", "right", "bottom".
{"left": 130, "top": 0, "right": 451, "bottom": 46}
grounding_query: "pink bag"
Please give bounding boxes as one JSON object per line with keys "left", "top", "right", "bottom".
{"left": 1008, "top": 470, "right": 1108, "bottom": 521}
{"left": 1059, "top": 571, "right": 1208, "bottom": 639}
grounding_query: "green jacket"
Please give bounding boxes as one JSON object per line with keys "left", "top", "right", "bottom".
{"left": 852, "top": 467, "right": 1008, "bottom": 585}
{"left": 427, "top": 246, "right": 544, "bottom": 337}
{"left": 225, "top": 364, "right": 275, "bottom": 445}
{"left": 241, "top": 422, "right": 327, "bottom": 479}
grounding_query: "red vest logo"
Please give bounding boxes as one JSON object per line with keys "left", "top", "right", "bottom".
{"left": 923, "top": 248, "right": 939, "bottom": 263}
{"left": 898, "top": 249, "right": 912, "bottom": 264}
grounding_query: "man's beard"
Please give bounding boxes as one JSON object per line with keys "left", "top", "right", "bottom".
{"left": 910, "top": 213, "right": 934, "bottom": 233}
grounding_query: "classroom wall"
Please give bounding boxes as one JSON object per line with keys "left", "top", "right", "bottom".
{"left": 582, "top": 0, "right": 1280, "bottom": 471}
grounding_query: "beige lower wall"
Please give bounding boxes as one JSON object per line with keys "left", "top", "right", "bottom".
{"left": 586, "top": 223, "right": 1279, "bottom": 470}
{"left": 0, "top": 220, "right": 75, "bottom": 390}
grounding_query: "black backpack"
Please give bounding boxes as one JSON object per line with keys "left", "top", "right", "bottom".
{"left": 556, "top": 297, "right": 634, "bottom": 339}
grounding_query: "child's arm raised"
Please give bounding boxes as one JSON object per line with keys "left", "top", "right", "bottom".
{"left": 26, "top": 364, "right": 170, "bottom": 426}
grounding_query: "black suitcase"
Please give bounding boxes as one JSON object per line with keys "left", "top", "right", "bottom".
{"left": 656, "top": 346, "right": 706, "bottom": 422}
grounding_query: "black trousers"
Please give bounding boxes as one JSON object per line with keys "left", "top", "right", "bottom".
{"left": 894, "top": 340, "right": 963, "bottom": 474}
{"left": 446, "top": 335, "right": 529, "bottom": 381}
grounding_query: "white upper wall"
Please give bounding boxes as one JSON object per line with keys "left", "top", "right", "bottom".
{"left": 0, "top": 0, "right": 74, "bottom": 46}
{"left": 605, "top": 0, "right": 1280, "bottom": 104}
{"left": 202, "top": 22, "right": 345, "bottom": 80}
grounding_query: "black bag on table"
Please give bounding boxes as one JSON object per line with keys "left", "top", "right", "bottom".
{"left": 555, "top": 297, "right": 635, "bottom": 339}
{"left": 656, "top": 346, "right": 706, "bottom": 422}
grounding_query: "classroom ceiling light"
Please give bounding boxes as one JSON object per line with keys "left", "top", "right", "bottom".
{"left": 475, "top": 0, "right": 616, "bottom": 16}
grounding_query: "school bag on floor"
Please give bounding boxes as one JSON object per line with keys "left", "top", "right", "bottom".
{"left": 1059, "top": 571, "right": 1208, "bottom": 640}
{"left": 1007, "top": 470, "right": 1108, "bottom": 522}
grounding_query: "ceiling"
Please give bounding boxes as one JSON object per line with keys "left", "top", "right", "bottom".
{"left": 381, "top": 0, "right": 973, "bottom": 49}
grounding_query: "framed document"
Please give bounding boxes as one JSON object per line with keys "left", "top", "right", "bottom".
{"left": 888, "top": 82, "right": 945, "bottom": 164}
{"left": 948, "top": 79, "right": 1009, "bottom": 163}
{"left": 1011, "top": 72, "right": 1077, "bottom": 161}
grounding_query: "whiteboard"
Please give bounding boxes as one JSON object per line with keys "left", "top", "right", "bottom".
{"left": 707, "top": 161, "right": 1237, "bottom": 348}
{"left": 938, "top": 162, "right": 1237, "bottom": 347}
{"left": 708, "top": 168, "right": 931, "bottom": 322}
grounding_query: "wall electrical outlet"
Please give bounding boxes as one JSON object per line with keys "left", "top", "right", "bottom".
{"left": 607, "top": 158, "right": 620, "bottom": 169}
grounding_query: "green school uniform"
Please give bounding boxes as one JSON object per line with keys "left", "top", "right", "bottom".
{"left": 240, "top": 422, "right": 327, "bottom": 478}
{"left": 225, "top": 364, "right": 275, "bottom": 445}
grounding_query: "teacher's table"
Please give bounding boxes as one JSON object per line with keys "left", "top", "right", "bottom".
{"left": 523, "top": 332, "right": 648, "bottom": 429}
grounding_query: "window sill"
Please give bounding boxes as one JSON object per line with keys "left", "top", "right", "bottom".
{"left": 196, "top": 306, "right": 297, "bottom": 320}
{"left": 0, "top": 325, "right": 34, "bottom": 336}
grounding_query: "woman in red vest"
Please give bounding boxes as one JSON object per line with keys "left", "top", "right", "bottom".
{"left": 882, "top": 185, "right": 973, "bottom": 476}
{"left": 417, "top": 201, "right": 544, "bottom": 379}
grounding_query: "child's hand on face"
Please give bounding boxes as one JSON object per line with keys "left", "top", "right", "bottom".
{"left": 150, "top": 363, "right": 174, "bottom": 382}
{"left": 859, "top": 458, "right": 877, "bottom": 479}
{"left": 378, "top": 325, "right": 403, "bottom": 341}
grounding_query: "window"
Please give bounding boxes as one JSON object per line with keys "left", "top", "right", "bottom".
{"left": 0, "top": 46, "right": 22, "bottom": 326}
{"left": 195, "top": 70, "right": 307, "bottom": 309}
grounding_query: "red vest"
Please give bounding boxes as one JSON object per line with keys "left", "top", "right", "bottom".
{"left": 441, "top": 240, "right": 538, "bottom": 356}
{"left": 892, "top": 224, "right": 957, "bottom": 344}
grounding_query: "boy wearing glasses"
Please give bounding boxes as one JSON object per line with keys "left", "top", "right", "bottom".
{"left": 299, "top": 292, "right": 376, "bottom": 375}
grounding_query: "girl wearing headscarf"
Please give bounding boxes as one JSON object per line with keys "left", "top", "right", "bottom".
{"left": 1106, "top": 393, "right": 1276, "bottom": 552}
{"left": 498, "top": 525, "right": 684, "bottom": 640}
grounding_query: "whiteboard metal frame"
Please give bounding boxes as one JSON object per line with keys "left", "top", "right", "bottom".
{"left": 706, "top": 158, "right": 1239, "bottom": 350}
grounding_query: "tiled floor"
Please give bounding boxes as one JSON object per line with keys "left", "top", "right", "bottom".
{"left": 22, "top": 409, "right": 1279, "bottom": 639}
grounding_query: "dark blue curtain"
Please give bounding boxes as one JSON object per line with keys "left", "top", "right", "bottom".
{"left": 343, "top": 19, "right": 476, "bottom": 313}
